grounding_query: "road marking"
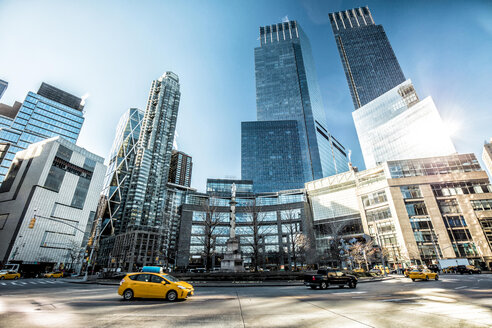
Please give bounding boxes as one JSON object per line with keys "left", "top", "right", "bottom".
{"left": 38, "top": 281, "right": 47, "bottom": 284}
{"left": 382, "top": 297, "right": 420, "bottom": 302}
{"left": 46, "top": 281, "right": 56, "bottom": 284}
{"left": 10, "top": 282, "right": 18, "bottom": 285}
{"left": 29, "top": 282, "right": 37, "bottom": 284}
{"left": 21, "top": 282, "right": 27, "bottom": 285}
{"left": 0, "top": 282, "right": 6, "bottom": 285}
{"left": 454, "top": 286, "right": 467, "bottom": 290}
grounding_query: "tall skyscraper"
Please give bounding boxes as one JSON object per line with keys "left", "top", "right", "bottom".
{"left": 168, "top": 150, "right": 192, "bottom": 187}
{"left": 242, "top": 20, "right": 348, "bottom": 193}
{"left": 0, "top": 82, "right": 84, "bottom": 183}
{"left": 329, "top": 7, "right": 406, "bottom": 109}
{"left": 100, "top": 108, "right": 144, "bottom": 235}
{"left": 99, "top": 72, "right": 181, "bottom": 271}
{"left": 0, "top": 79, "right": 7, "bottom": 101}
{"left": 330, "top": 7, "right": 456, "bottom": 168}
{"left": 483, "top": 139, "right": 492, "bottom": 178}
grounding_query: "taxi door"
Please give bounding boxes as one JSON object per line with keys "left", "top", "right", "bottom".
{"left": 133, "top": 274, "right": 152, "bottom": 297}
{"left": 148, "top": 274, "right": 170, "bottom": 298}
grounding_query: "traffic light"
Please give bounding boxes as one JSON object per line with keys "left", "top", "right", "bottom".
{"left": 28, "top": 217, "right": 36, "bottom": 229}
{"left": 87, "top": 236, "right": 93, "bottom": 246}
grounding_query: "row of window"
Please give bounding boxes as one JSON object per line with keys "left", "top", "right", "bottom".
{"left": 361, "top": 190, "right": 387, "bottom": 207}
{"left": 471, "top": 199, "right": 492, "bottom": 211}
{"left": 432, "top": 182, "right": 492, "bottom": 197}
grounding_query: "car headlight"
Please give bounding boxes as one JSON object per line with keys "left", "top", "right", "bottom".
{"left": 177, "top": 286, "right": 187, "bottom": 290}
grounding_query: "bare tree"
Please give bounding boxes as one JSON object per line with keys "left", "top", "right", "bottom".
{"left": 281, "top": 208, "right": 306, "bottom": 271}
{"left": 66, "top": 239, "right": 84, "bottom": 271}
{"left": 242, "top": 200, "right": 269, "bottom": 272}
{"left": 349, "top": 241, "right": 376, "bottom": 271}
{"left": 317, "top": 219, "right": 350, "bottom": 268}
{"left": 198, "top": 195, "right": 227, "bottom": 271}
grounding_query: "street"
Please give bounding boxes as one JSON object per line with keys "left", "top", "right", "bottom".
{"left": 0, "top": 275, "right": 491, "bottom": 328}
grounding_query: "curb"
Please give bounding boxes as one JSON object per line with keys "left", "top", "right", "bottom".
{"left": 65, "top": 277, "right": 394, "bottom": 287}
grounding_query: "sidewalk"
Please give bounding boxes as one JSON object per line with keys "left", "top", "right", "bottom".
{"left": 66, "top": 275, "right": 394, "bottom": 287}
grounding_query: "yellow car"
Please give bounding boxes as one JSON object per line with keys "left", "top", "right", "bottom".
{"left": 118, "top": 272, "right": 194, "bottom": 301}
{"left": 44, "top": 272, "right": 63, "bottom": 278}
{"left": 408, "top": 269, "right": 438, "bottom": 281}
{"left": 0, "top": 270, "right": 21, "bottom": 280}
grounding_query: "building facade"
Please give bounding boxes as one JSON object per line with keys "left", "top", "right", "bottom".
{"left": 168, "top": 150, "right": 192, "bottom": 188}
{"left": 0, "top": 137, "right": 105, "bottom": 272}
{"left": 242, "top": 20, "right": 348, "bottom": 193}
{"left": 176, "top": 186, "right": 310, "bottom": 270}
{"left": 306, "top": 153, "right": 492, "bottom": 269}
{"left": 0, "top": 83, "right": 84, "bottom": 183}
{"left": 483, "top": 139, "right": 492, "bottom": 178}
{"left": 98, "top": 72, "right": 181, "bottom": 271}
{"left": 0, "top": 79, "right": 7, "bottom": 101}
{"left": 329, "top": 7, "right": 406, "bottom": 109}
{"left": 352, "top": 80, "right": 457, "bottom": 168}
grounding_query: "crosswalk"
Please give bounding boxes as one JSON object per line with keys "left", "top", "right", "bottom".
{"left": 0, "top": 279, "right": 69, "bottom": 287}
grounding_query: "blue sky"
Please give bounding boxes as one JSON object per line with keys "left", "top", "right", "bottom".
{"left": 0, "top": 0, "right": 491, "bottom": 191}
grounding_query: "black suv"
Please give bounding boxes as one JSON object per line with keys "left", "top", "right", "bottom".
{"left": 304, "top": 269, "right": 357, "bottom": 289}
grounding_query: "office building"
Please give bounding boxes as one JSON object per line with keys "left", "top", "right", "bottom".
{"left": 306, "top": 153, "right": 492, "bottom": 269}
{"left": 168, "top": 150, "right": 192, "bottom": 187}
{"left": 0, "top": 83, "right": 84, "bottom": 183}
{"left": 483, "top": 139, "right": 492, "bottom": 178}
{"left": 329, "top": 7, "right": 406, "bottom": 109}
{"left": 98, "top": 72, "right": 181, "bottom": 271}
{"left": 352, "top": 80, "right": 456, "bottom": 168}
{"left": 0, "top": 137, "right": 105, "bottom": 272}
{"left": 242, "top": 20, "right": 348, "bottom": 193}
{"left": 99, "top": 108, "right": 144, "bottom": 235}
{"left": 176, "top": 186, "right": 309, "bottom": 270}
{"left": 0, "top": 79, "right": 7, "bottom": 101}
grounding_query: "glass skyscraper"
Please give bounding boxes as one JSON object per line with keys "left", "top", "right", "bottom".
{"left": 352, "top": 80, "right": 456, "bottom": 168}
{"left": 0, "top": 79, "right": 7, "bottom": 101}
{"left": 99, "top": 72, "right": 181, "bottom": 271}
{"left": 0, "top": 83, "right": 84, "bottom": 183}
{"left": 329, "top": 7, "right": 406, "bottom": 109}
{"left": 242, "top": 20, "right": 348, "bottom": 193}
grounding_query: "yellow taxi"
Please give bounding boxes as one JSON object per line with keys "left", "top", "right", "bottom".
{"left": 44, "top": 271, "right": 63, "bottom": 278}
{"left": 408, "top": 269, "right": 438, "bottom": 281}
{"left": 0, "top": 270, "right": 21, "bottom": 280}
{"left": 118, "top": 269, "right": 194, "bottom": 301}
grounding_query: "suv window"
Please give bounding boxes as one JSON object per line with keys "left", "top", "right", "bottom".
{"left": 150, "top": 274, "right": 164, "bottom": 284}
{"left": 327, "top": 270, "right": 337, "bottom": 277}
{"left": 135, "top": 274, "right": 150, "bottom": 282}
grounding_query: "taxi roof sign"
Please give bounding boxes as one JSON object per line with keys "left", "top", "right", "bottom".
{"left": 142, "top": 266, "right": 163, "bottom": 274}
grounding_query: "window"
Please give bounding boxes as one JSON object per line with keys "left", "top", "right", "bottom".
{"left": 135, "top": 274, "right": 150, "bottom": 282}
{"left": 400, "top": 186, "right": 422, "bottom": 199}
{"left": 470, "top": 199, "right": 492, "bottom": 211}
{"left": 405, "top": 202, "right": 428, "bottom": 216}
{"left": 438, "top": 199, "right": 461, "bottom": 214}
{"left": 361, "top": 191, "right": 387, "bottom": 207}
{"left": 366, "top": 207, "right": 391, "bottom": 222}
{"left": 150, "top": 275, "right": 164, "bottom": 284}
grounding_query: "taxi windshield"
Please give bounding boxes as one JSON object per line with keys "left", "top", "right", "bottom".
{"left": 162, "top": 274, "right": 180, "bottom": 283}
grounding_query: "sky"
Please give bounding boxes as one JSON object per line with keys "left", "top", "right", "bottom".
{"left": 0, "top": 0, "right": 491, "bottom": 192}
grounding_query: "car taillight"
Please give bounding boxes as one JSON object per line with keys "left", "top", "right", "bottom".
{"left": 120, "top": 279, "right": 124, "bottom": 286}
{"left": 312, "top": 276, "right": 315, "bottom": 281}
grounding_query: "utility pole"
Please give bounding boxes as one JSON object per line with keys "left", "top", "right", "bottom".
{"left": 83, "top": 217, "right": 101, "bottom": 281}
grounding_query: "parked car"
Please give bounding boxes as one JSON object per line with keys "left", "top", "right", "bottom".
{"left": 0, "top": 270, "right": 20, "bottom": 280}
{"left": 304, "top": 268, "right": 357, "bottom": 289}
{"left": 427, "top": 264, "right": 440, "bottom": 273}
{"left": 118, "top": 271, "right": 194, "bottom": 301}
{"left": 408, "top": 269, "right": 438, "bottom": 281}
{"left": 456, "top": 265, "right": 481, "bottom": 274}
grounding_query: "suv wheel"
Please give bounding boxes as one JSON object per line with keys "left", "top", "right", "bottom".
{"left": 123, "top": 289, "right": 134, "bottom": 301}
{"left": 320, "top": 282, "right": 328, "bottom": 289}
{"left": 167, "top": 290, "right": 178, "bottom": 301}
{"left": 349, "top": 281, "right": 357, "bottom": 289}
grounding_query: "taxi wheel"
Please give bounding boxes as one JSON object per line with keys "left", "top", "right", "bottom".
{"left": 349, "top": 281, "right": 357, "bottom": 289}
{"left": 14, "top": 276, "right": 19, "bottom": 280}
{"left": 411, "top": 278, "right": 415, "bottom": 282}
{"left": 320, "top": 282, "right": 328, "bottom": 290}
{"left": 435, "top": 275, "right": 439, "bottom": 280}
{"left": 166, "top": 290, "right": 178, "bottom": 302}
{"left": 425, "top": 275, "right": 429, "bottom": 281}
{"left": 0, "top": 277, "right": 4, "bottom": 280}
{"left": 123, "top": 289, "right": 134, "bottom": 301}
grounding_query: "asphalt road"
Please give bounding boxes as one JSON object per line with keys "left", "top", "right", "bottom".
{"left": 0, "top": 274, "right": 491, "bottom": 328}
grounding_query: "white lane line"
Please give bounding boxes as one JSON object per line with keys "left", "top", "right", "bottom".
{"left": 29, "top": 282, "right": 37, "bottom": 284}
{"left": 38, "top": 281, "right": 47, "bottom": 284}
{"left": 454, "top": 286, "right": 467, "bottom": 290}
{"left": 46, "top": 281, "right": 56, "bottom": 284}
{"left": 382, "top": 297, "right": 420, "bottom": 302}
{"left": 21, "top": 282, "right": 27, "bottom": 285}
{"left": 10, "top": 282, "right": 18, "bottom": 285}
{"left": 0, "top": 282, "right": 6, "bottom": 285}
